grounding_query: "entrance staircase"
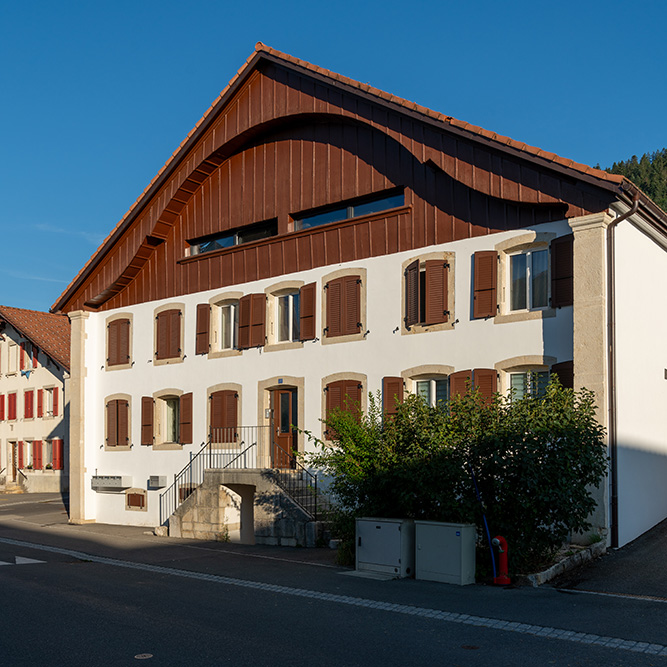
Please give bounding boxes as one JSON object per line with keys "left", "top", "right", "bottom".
{"left": 158, "top": 426, "right": 328, "bottom": 546}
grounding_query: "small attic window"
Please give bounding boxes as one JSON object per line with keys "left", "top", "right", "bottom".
{"left": 294, "top": 189, "right": 404, "bottom": 231}
{"left": 189, "top": 219, "right": 278, "bottom": 256}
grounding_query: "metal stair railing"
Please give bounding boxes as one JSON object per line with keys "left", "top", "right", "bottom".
{"left": 159, "top": 425, "right": 269, "bottom": 525}
{"left": 270, "top": 441, "right": 319, "bottom": 521}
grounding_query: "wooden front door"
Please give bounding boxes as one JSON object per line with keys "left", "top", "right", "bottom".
{"left": 272, "top": 388, "right": 297, "bottom": 469}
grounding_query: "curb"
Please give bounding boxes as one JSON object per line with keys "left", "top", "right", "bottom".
{"left": 518, "top": 541, "right": 607, "bottom": 587}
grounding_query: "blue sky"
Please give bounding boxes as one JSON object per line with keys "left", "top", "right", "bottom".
{"left": 2, "top": 0, "right": 666, "bottom": 312}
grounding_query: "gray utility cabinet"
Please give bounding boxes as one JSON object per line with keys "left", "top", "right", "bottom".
{"left": 415, "top": 521, "right": 476, "bottom": 585}
{"left": 355, "top": 518, "right": 415, "bottom": 577}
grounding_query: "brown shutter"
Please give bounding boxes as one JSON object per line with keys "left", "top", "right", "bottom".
{"left": 325, "top": 279, "right": 342, "bottom": 338}
{"left": 179, "top": 393, "right": 193, "bottom": 444}
{"left": 156, "top": 311, "right": 167, "bottom": 359}
{"left": 238, "top": 295, "right": 251, "bottom": 349}
{"left": 424, "top": 260, "right": 448, "bottom": 324}
{"left": 119, "top": 319, "right": 130, "bottom": 362}
{"left": 343, "top": 275, "right": 361, "bottom": 335}
{"left": 383, "top": 376, "right": 404, "bottom": 416}
{"left": 473, "top": 368, "right": 497, "bottom": 404}
{"left": 405, "top": 259, "right": 420, "bottom": 327}
{"left": 108, "top": 320, "right": 119, "bottom": 365}
{"left": 249, "top": 294, "right": 266, "bottom": 348}
{"left": 210, "top": 391, "right": 225, "bottom": 429}
{"left": 169, "top": 310, "right": 181, "bottom": 358}
{"left": 551, "top": 234, "right": 574, "bottom": 308}
{"left": 449, "top": 370, "right": 472, "bottom": 398}
{"left": 210, "top": 390, "right": 237, "bottom": 442}
{"left": 344, "top": 380, "right": 362, "bottom": 409}
{"left": 325, "top": 381, "right": 343, "bottom": 439}
{"left": 551, "top": 360, "right": 574, "bottom": 389}
{"left": 299, "top": 283, "right": 316, "bottom": 341}
{"left": 107, "top": 400, "right": 118, "bottom": 447}
{"left": 117, "top": 400, "right": 129, "bottom": 446}
{"left": 473, "top": 251, "right": 498, "bottom": 318}
{"left": 141, "top": 397, "right": 154, "bottom": 446}
{"left": 37, "top": 389, "right": 43, "bottom": 418}
{"left": 196, "top": 304, "right": 210, "bottom": 355}
{"left": 18, "top": 441, "right": 24, "bottom": 469}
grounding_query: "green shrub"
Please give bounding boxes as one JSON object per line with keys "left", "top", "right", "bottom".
{"left": 306, "top": 378, "right": 607, "bottom": 574}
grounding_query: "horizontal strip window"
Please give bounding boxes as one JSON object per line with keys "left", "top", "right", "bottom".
{"left": 188, "top": 219, "right": 278, "bottom": 256}
{"left": 294, "top": 190, "right": 404, "bottom": 231}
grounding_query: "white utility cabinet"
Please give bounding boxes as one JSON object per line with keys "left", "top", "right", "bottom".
{"left": 355, "top": 518, "right": 415, "bottom": 577}
{"left": 415, "top": 521, "right": 476, "bottom": 585}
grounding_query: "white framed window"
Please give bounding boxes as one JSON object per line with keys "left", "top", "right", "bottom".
{"left": 509, "top": 249, "right": 549, "bottom": 311}
{"left": 45, "top": 388, "right": 55, "bottom": 417}
{"left": 220, "top": 301, "right": 239, "bottom": 351}
{"left": 159, "top": 396, "right": 180, "bottom": 444}
{"left": 277, "top": 292, "right": 300, "bottom": 343}
{"left": 24, "top": 441, "right": 33, "bottom": 468}
{"left": 8, "top": 343, "right": 17, "bottom": 374}
{"left": 510, "top": 371, "right": 549, "bottom": 400}
{"left": 44, "top": 440, "right": 53, "bottom": 468}
{"left": 415, "top": 378, "right": 449, "bottom": 407}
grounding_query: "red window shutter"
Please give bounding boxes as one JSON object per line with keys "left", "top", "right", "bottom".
{"left": 33, "top": 441, "right": 42, "bottom": 470}
{"left": 238, "top": 295, "right": 252, "bottom": 349}
{"left": 551, "top": 360, "right": 574, "bottom": 389}
{"left": 37, "top": 389, "right": 43, "bottom": 418}
{"left": 8, "top": 393, "right": 16, "bottom": 420}
{"left": 107, "top": 400, "right": 118, "bottom": 447}
{"left": 405, "top": 259, "right": 420, "bottom": 327}
{"left": 32, "top": 346, "right": 38, "bottom": 368}
{"left": 551, "top": 235, "right": 574, "bottom": 308}
{"left": 53, "top": 439, "right": 64, "bottom": 470}
{"left": 382, "top": 377, "right": 404, "bottom": 416}
{"left": 449, "top": 370, "right": 472, "bottom": 398}
{"left": 24, "top": 390, "right": 34, "bottom": 419}
{"left": 53, "top": 387, "right": 59, "bottom": 417}
{"left": 18, "top": 441, "right": 23, "bottom": 469}
{"left": 141, "top": 397, "right": 154, "bottom": 446}
{"left": 473, "top": 368, "right": 497, "bottom": 404}
{"left": 343, "top": 276, "right": 361, "bottom": 335}
{"left": 424, "top": 260, "right": 449, "bottom": 325}
{"left": 325, "top": 279, "right": 342, "bottom": 338}
{"left": 473, "top": 251, "right": 498, "bottom": 318}
{"left": 299, "top": 283, "right": 316, "bottom": 341}
{"left": 117, "top": 400, "right": 129, "bottom": 446}
{"left": 20, "top": 342, "right": 25, "bottom": 370}
{"left": 249, "top": 294, "right": 266, "bottom": 348}
{"left": 195, "top": 304, "right": 210, "bottom": 355}
{"left": 0, "top": 394, "right": 4, "bottom": 421}
{"left": 179, "top": 393, "right": 193, "bottom": 444}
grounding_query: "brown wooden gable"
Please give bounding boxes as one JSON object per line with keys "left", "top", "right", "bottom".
{"left": 54, "top": 53, "right": 621, "bottom": 314}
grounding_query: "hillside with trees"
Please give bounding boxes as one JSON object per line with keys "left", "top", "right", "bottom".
{"left": 602, "top": 148, "right": 667, "bottom": 211}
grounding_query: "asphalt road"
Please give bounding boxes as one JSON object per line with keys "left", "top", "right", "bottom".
{"left": 0, "top": 493, "right": 666, "bottom": 666}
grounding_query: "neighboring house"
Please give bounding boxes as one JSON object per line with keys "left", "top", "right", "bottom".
{"left": 52, "top": 44, "right": 667, "bottom": 549}
{"left": 0, "top": 306, "right": 70, "bottom": 492}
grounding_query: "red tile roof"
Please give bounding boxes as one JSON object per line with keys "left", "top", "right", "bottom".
{"left": 0, "top": 306, "right": 70, "bottom": 371}
{"left": 51, "top": 43, "right": 632, "bottom": 312}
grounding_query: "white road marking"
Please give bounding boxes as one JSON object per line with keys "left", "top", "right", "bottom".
{"left": 0, "top": 535, "right": 664, "bottom": 657}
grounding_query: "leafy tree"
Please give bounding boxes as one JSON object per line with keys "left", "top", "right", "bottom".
{"left": 307, "top": 379, "right": 607, "bottom": 574}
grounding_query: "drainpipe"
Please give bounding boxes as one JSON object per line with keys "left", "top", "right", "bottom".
{"left": 607, "top": 194, "right": 639, "bottom": 548}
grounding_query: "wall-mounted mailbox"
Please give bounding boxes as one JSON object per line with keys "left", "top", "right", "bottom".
{"left": 91, "top": 475, "right": 133, "bottom": 491}
{"left": 149, "top": 475, "right": 167, "bottom": 488}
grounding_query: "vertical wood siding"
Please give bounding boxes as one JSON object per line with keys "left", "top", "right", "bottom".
{"left": 60, "top": 63, "right": 615, "bottom": 312}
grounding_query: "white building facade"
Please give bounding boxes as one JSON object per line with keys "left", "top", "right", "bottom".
{"left": 53, "top": 45, "right": 667, "bottom": 548}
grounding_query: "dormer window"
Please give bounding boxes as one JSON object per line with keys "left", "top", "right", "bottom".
{"left": 188, "top": 219, "right": 277, "bottom": 256}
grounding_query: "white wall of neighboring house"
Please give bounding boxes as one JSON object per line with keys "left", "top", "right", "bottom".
{"left": 614, "top": 218, "right": 667, "bottom": 546}
{"left": 0, "top": 325, "right": 68, "bottom": 492}
{"left": 79, "top": 220, "right": 574, "bottom": 527}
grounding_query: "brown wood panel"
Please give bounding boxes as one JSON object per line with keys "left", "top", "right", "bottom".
{"left": 340, "top": 225, "right": 356, "bottom": 263}
{"left": 324, "top": 228, "right": 340, "bottom": 265}
{"left": 297, "top": 235, "right": 312, "bottom": 271}
{"left": 356, "top": 221, "right": 370, "bottom": 259}
{"left": 283, "top": 237, "right": 297, "bottom": 273}
{"left": 269, "top": 241, "right": 284, "bottom": 276}
{"left": 369, "top": 217, "right": 386, "bottom": 257}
